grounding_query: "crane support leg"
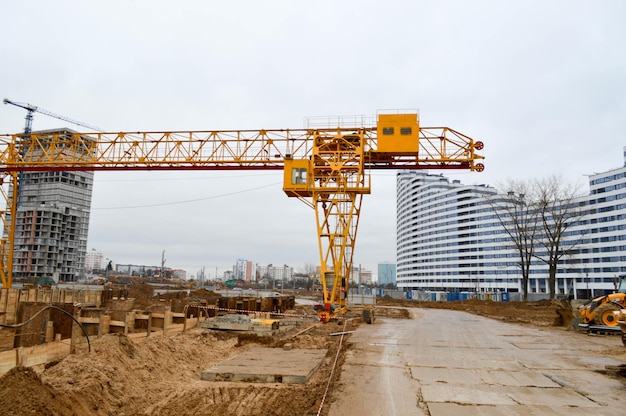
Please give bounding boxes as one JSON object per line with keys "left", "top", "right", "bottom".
{"left": 0, "top": 172, "right": 18, "bottom": 288}
{"left": 315, "top": 191, "right": 362, "bottom": 322}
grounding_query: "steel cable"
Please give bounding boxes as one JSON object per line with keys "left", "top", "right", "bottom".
{"left": 0, "top": 305, "right": 91, "bottom": 352}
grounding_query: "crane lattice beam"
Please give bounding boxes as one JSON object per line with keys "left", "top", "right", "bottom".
{"left": 0, "top": 127, "right": 482, "bottom": 171}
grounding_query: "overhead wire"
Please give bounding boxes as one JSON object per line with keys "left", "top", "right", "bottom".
{"left": 93, "top": 182, "right": 281, "bottom": 210}
{"left": 96, "top": 172, "right": 279, "bottom": 183}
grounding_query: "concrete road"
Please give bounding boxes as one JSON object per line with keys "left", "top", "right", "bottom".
{"left": 328, "top": 308, "right": 626, "bottom": 416}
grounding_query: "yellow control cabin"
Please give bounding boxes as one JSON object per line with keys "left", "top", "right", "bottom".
{"left": 375, "top": 113, "right": 419, "bottom": 154}
{"left": 283, "top": 157, "right": 311, "bottom": 197}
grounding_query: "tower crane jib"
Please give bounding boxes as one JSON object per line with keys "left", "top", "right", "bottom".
{"left": 3, "top": 98, "right": 103, "bottom": 133}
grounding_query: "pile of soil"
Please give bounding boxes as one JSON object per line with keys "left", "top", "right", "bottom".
{"left": 0, "top": 367, "right": 77, "bottom": 416}
{"left": 377, "top": 296, "right": 561, "bottom": 327}
{"left": 0, "top": 306, "right": 360, "bottom": 416}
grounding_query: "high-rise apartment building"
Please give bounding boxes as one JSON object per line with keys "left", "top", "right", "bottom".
{"left": 257, "top": 264, "right": 293, "bottom": 283}
{"left": 396, "top": 148, "right": 626, "bottom": 299}
{"left": 7, "top": 129, "right": 94, "bottom": 282}
{"left": 234, "top": 258, "right": 257, "bottom": 282}
{"left": 377, "top": 262, "right": 396, "bottom": 286}
{"left": 84, "top": 248, "right": 105, "bottom": 272}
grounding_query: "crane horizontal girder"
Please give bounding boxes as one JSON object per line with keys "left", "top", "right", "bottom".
{"left": 0, "top": 126, "right": 483, "bottom": 172}
{"left": 0, "top": 112, "right": 485, "bottom": 321}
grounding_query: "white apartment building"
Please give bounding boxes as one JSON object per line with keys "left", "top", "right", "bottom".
{"left": 397, "top": 148, "right": 626, "bottom": 299}
{"left": 234, "top": 259, "right": 257, "bottom": 282}
{"left": 84, "top": 249, "right": 105, "bottom": 271}
{"left": 257, "top": 264, "right": 293, "bottom": 282}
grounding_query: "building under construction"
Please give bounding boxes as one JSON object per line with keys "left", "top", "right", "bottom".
{"left": 6, "top": 128, "right": 94, "bottom": 283}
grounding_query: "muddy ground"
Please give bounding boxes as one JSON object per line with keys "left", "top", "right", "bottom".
{"left": 377, "top": 296, "right": 563, "bottom": 327}
{"left": 0, "top": 296, "right": 587, "bottom": 415}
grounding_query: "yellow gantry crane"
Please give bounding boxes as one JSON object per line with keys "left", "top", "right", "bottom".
{"left": 0, "top": 111, "right": 484, "bottom": 322}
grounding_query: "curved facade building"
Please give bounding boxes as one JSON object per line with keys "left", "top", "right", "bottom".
{"left": 396, "top": 150, "right": 626, "bottom": 299}
{"left": 396, "top": 172, "right": 514, "bottom": 293}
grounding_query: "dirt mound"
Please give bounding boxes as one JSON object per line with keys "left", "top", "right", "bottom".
{"left": 377, "top": 298, "right": 560, "bottom": 327}
{"left": 187, "top": 288, "right": 220, "bottom": 298}
{"left": 0, "top": 318, "right": 345, "bottom": 416}
{"left": 125, "top": 281, "right": 155, "bottom": 300}
{"left": 39, "top": 329, "right": 241, "bottom": 415}
{"left": 141, "top": 383, "right": 328, "bottom": 416}
{"left": 0, "top": 367, "right": 78, "bottom": 416}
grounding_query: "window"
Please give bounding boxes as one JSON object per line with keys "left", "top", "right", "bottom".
{"left": 291, "top": 168, "right": 307, "bottom": 185}
{"left": 382, "top": 127, "right": 394, "bottom": 135}
{"left": 400, "top": 127, "right": 412, "bottom": 135}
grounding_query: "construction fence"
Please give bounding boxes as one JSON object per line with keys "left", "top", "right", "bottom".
{"left": 373, "top": 289, "right": 528, "bottom": 302}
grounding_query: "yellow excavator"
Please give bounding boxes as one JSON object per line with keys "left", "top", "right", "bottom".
{"left": 576, "top": 275, "right": 626, "bottom": 326}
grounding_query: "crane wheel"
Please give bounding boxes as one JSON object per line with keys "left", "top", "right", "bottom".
{"left": 593, "top": 303, "right": 620, "bottom": 326}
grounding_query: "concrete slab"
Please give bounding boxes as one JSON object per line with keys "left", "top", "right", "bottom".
{"left": 423, "top": 383, "right": 600, "bottom": 409}
{"left": 480, "top": 369, "right": 560, "bottom": 388}
{"left": 200, "top": 347, "right": 326, "bottom": 384}
{"left": 421, "top": 384, "right": 517, "bottom": 406}
{"left": 428, "top": 403, "right": 602, "bottom": 416}
{"left": 511, "top": 342, "right": 573, "bottom": 350}
{"left": 409, "top": 356, "right": 524, "bottom": 371}
{"left": 507, "top": 386, "right": 600, "bottom": 408}
{"left": 412, "top": 367, "right": 559, "bottom": 388}
{"left": 329, "top": 309, "right": 625, "bottom": 416}
{"left": 329, "top": 363, "right": 425, "bottom": 416}
{"left": 203, "top": 314, "right": 280, "bottom": 333}
{"left": 411, "top": 367, "right": 484, "bottom": 384}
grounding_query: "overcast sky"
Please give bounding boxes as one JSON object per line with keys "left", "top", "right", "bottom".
{"left": 1, "top": 1, "right": 625, "bottom": 279}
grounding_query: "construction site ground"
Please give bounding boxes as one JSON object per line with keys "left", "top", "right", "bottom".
{"left": 0, "top": 293, "right": 623, "bottom": 416}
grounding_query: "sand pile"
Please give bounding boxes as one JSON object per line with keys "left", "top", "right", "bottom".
{"left": 0, "top": 320, "right": 345, "bottom": 416}
{"left": 0, "top": 367, "right": 78, "bottom": 416}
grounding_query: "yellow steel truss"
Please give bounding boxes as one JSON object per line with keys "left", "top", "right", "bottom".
{"left": 310, "top": 129, "right": 368, "bottom": 321}
{"left": 0, "top": 113, "right": 485, "bottom": 321}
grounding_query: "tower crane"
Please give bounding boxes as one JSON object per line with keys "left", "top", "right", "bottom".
{"left": 2, "top": 98, "right": 103, "bottom": 212}
{"left": 0, "top": 110, "right": 485, "bottom": 322}
{"left": 3, "top": 98, "right": 102, "bottom": 134}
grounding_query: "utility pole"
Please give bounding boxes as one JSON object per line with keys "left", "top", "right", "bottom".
{"left": 161, "top": 250, "right": 166, "bottom": 284}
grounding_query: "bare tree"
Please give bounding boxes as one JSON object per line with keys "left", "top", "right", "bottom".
{"left": 303, "top": 262, "right": 317, "bottom": 277}
{"left": 490, "top": 180, "right": 539, "bottom": 301}
{"left": 534, "top": 175, "right": 584, "bottom": 299}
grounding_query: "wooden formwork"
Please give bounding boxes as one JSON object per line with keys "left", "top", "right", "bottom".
{"left": 0, "top": 289, "right": 21, "bottom": 324}
{"left": 0, "top": 288, "right": 293, "bottom": 375}
{"left": 0, "top": 287, "right": 102, "bottom": 326}
{"left": 0, "top": 337, "right": 70, "bottom": 375}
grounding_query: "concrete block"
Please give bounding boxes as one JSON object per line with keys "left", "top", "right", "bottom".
{"left": 201, "top": 347, "right": 326, "bottom": 384}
